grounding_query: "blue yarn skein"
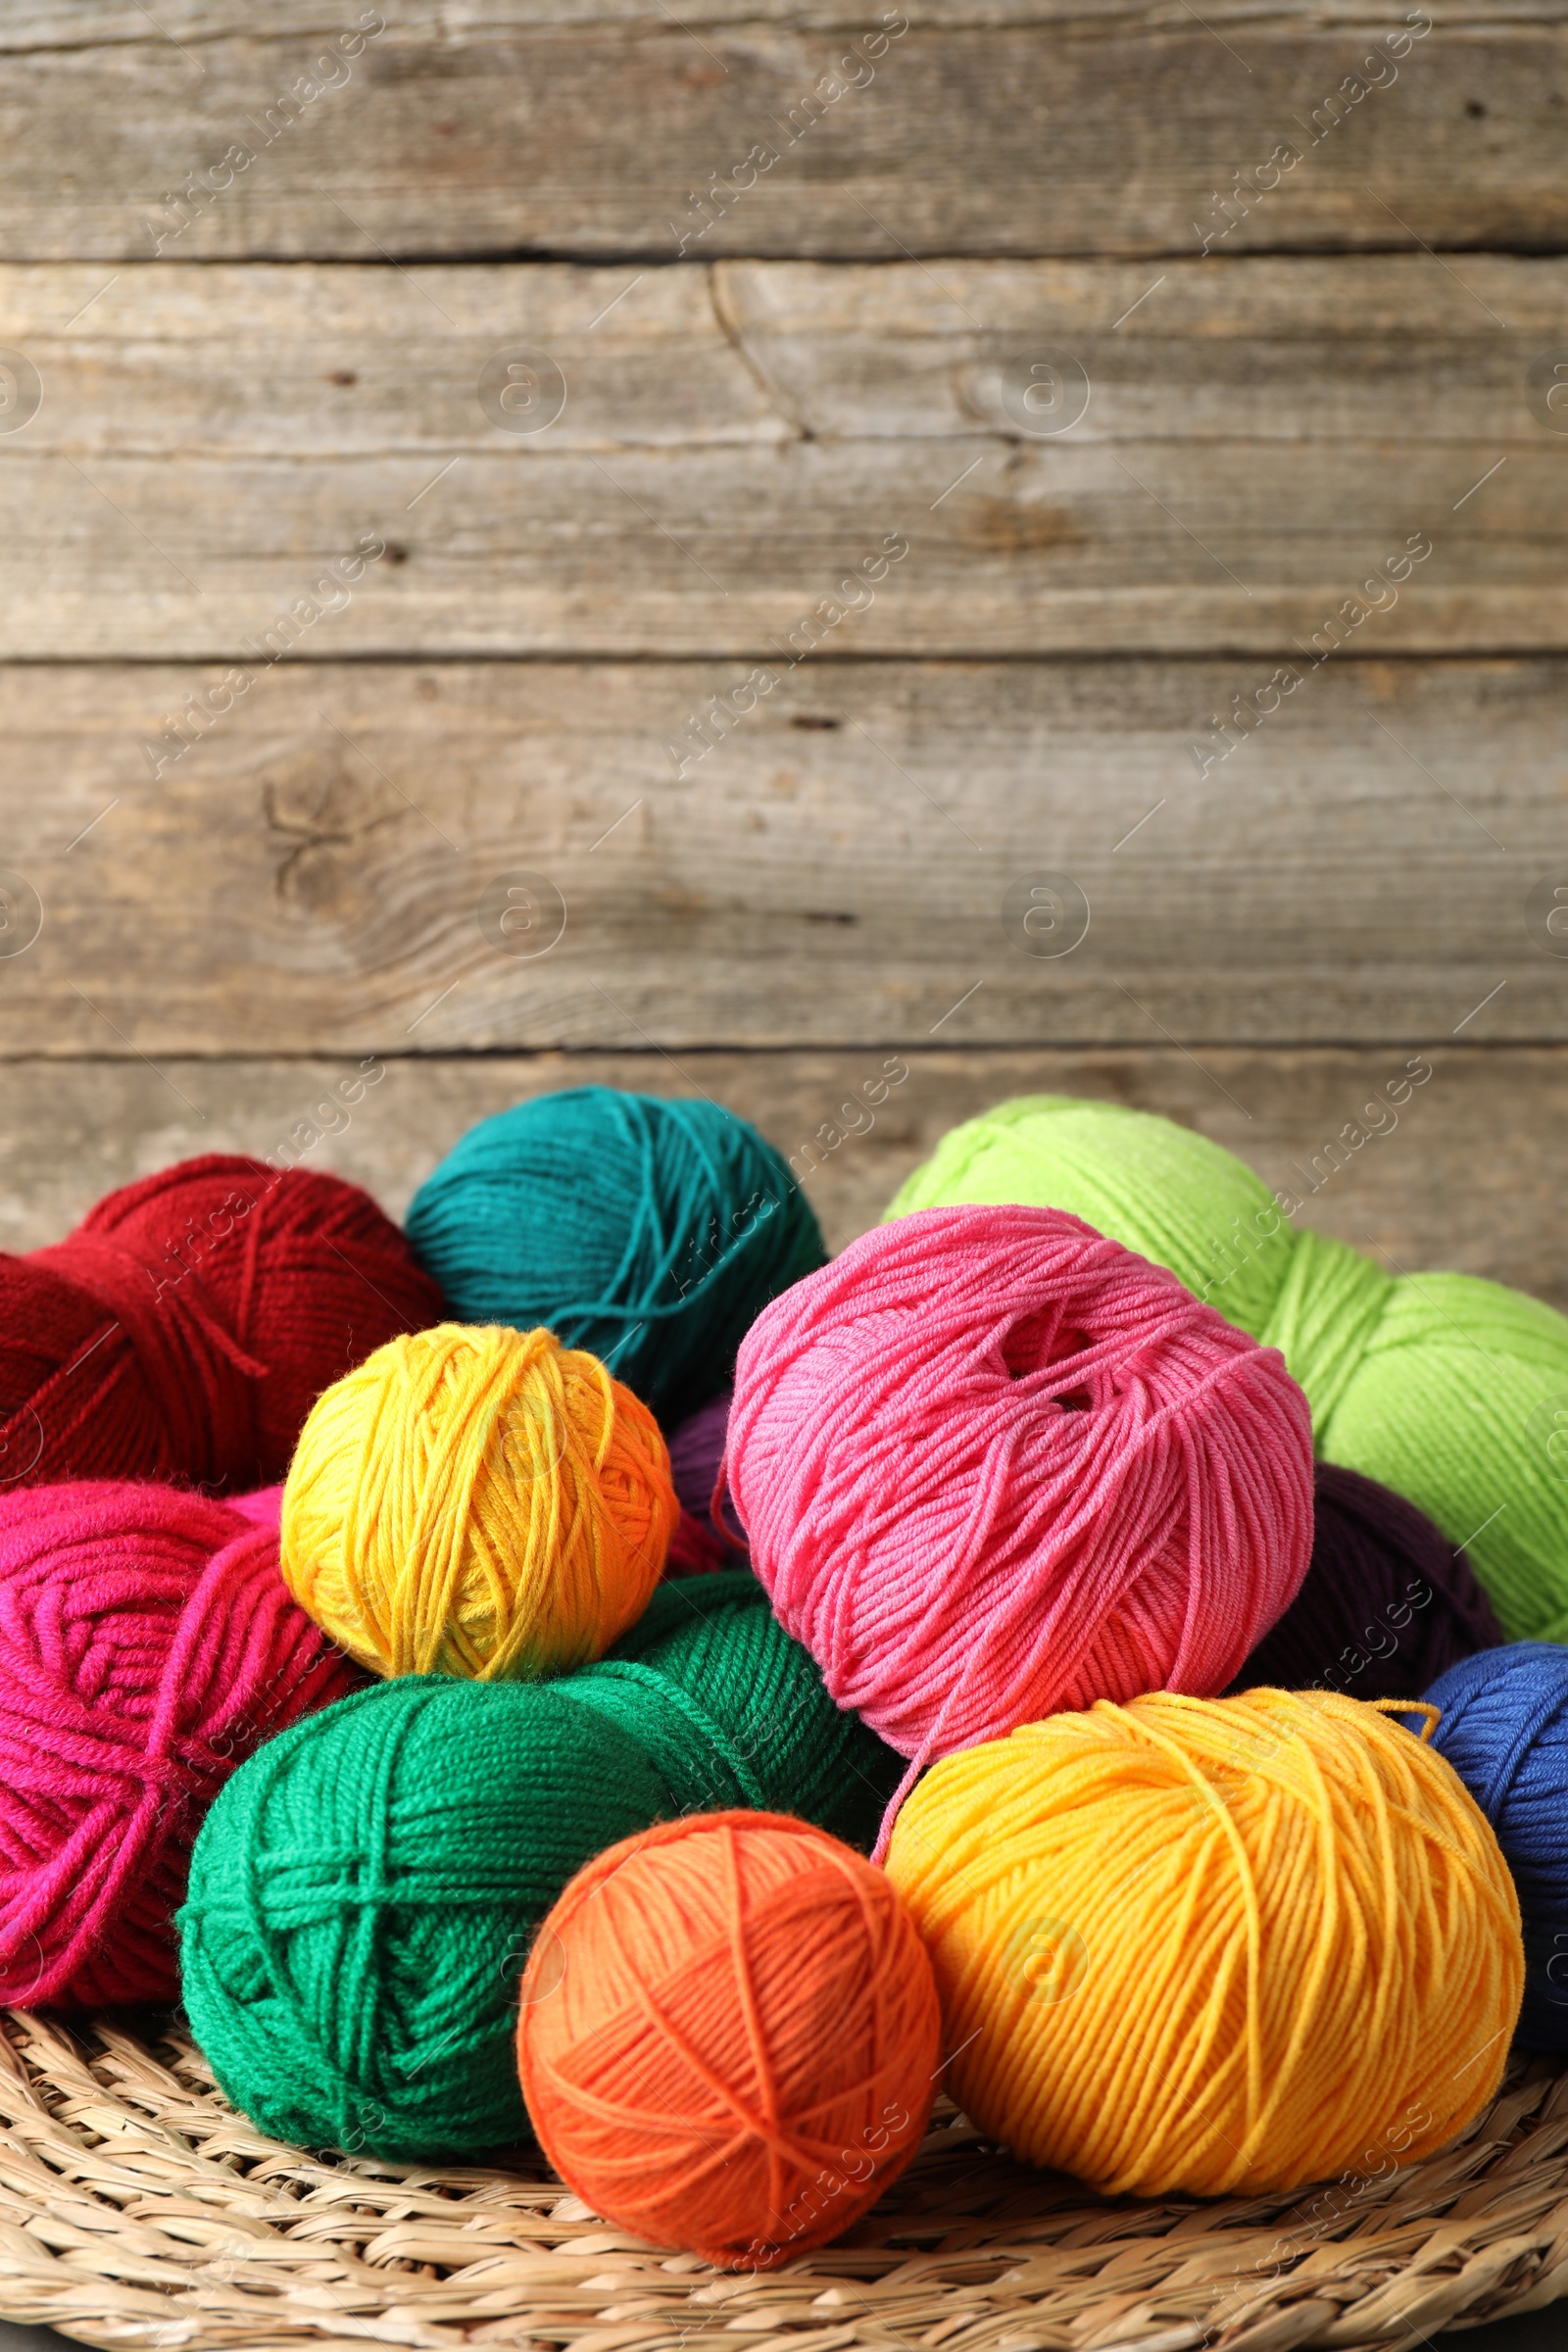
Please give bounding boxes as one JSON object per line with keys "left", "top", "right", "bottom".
{"left": 1423, "top": 1642, "right": 1568, "bottom": 2050}
{"left": 406, "top": 1089, "right": 824, "bottom": 1422}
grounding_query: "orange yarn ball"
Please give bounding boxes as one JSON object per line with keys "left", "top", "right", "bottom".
{"left": 515, "top": 1811, "right": 941, "bottom": 2268}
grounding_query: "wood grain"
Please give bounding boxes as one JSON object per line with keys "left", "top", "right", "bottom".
{"left": 0, "top": 3, "right": 1555, "bottom": 1278}
{"left": 0, "top": 13, "right": 1559, "bottom": 261}
{"left": 6, "top": 255, "right": 1560, "bottom": 450}
{"left": 0, "top": 657, "right": 1556, "bottom": 1054}
{"left": 6, "top": 440, "right": 1556, "bottom": 659}
{"left": 6, "top": 1, "right": 1562, "bottom": 36}
{"left": 0, "top": 261, "right": 781, "bottom": 453}
{"left": 0, "top": 258, "right": 1561, "bottom": 658}
{"left": 5, "top": 1047, "right": 1567, "bottom": 1315}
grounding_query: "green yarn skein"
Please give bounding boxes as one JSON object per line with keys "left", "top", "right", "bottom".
{"left": 177, "top": 1573, "right": 900, "bottom": 2162}
{"left": 405, "top": 1087, "right": 825, "bottom": 1422}
{"left": 889, "top": 1095, "right": 1568, "bottom": 1643}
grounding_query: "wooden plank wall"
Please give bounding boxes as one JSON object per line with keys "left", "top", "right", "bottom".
{"left": 1, "top": 2, "right": 1565, "bottom": 1301}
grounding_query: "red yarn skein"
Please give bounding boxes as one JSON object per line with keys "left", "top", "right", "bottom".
{"left": 0, "top": 1155, "right": 443, "bottom": 1490}
{"left": 728, "top": 1203, "right": 1314, "bottom": 1802}
{"left": 0, "top": 1479, "right": 361, "bottom": 2007}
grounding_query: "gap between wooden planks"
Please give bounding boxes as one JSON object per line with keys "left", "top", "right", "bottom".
{"left": 0, "top": 8, "right": 1560, "bottom": 260}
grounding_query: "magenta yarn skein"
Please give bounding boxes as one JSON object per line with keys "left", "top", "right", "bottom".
{"left": 229, "top": 1484, "right": 284, "bottom": 1529}
{"left": 728, "top": 1203, "right": 1314, "bottom": 1811}
{"left": 0, "top": 1480, "right": 360, "bottom": 2009}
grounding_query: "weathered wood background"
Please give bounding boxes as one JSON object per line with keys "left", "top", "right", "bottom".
{"left": 2, "top": 1, "right": 1565, "bottom": 1302}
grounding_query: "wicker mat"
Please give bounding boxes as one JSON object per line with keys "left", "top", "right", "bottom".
{"left": 0, "top": 2013, "right": 1565, "bottom": 2352}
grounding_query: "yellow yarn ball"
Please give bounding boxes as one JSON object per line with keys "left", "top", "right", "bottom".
{"left": 280, "top": 1323, "right": 676, "bottom": 1682}
{"left": 886, "top": 1689, "right": 1523, "bottom": 2199}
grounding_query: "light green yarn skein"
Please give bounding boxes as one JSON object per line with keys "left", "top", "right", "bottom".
{"left": 889, "top": 1095, "right": 1568, "bottom": 1643}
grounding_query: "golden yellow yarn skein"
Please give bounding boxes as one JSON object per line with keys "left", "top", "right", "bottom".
{"left": 886, "top": 1689, "right": 1523, "bottom": 2199}
{"left": 281, "top": 1323, "right": 676, "bottom": 1681}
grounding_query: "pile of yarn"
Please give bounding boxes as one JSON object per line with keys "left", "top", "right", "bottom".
{"left": 3, "top": 1080, "right": 1559, "bottom": 2276}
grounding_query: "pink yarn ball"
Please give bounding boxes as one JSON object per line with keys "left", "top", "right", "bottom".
{"left": 0, "top": 1480, "right": 360, "bottom": 2009}
{"left": 728, "top": 1204, "right": 1313, "bottom": 1787}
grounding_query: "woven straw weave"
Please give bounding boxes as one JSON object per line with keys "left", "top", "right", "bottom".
{"left": 0, "top": 2012, "right": 1564, "bottom": 2352}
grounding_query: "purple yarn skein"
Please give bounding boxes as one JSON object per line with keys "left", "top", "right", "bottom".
{"left": 1231, "top": 1461, "right": 1502, "bottom": 1699}
{"left": 665, "top": 1389, "right": 747, "bottom": 1556}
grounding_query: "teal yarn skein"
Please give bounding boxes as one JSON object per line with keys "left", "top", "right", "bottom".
{"left": 177, "top": 1574, "right": 899, "bottom": 2162}
{"left": 405, "top": 1089, "right": 824, "bottom": 1421}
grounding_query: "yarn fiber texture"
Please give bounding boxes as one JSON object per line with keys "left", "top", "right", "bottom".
{"left": 405, "top": 1090, "right": 824, "bottom": 1423}
{"left": 281, "top": 1322, "right": 676, "bottom": 1681}
{"left": 0, "top": 1154, "right": 441, "bottom": 1492}
{"left": 517, "top": 1813, "right": 940, "bottom": 2270}
{"left": 668, "top": 1390, "right": 748, "bottom": 1559}
{"left": 888, "top": 1096, "right": 1568, "bottom": 1642}
{"left": 665, "top": 1506, "right": 729, "bottom": 1578}
{"left": 178, "top": 1571, "right": 903, "bottom": 2159}
{"left": 1421, "top": 1643, "right": 1568, "bottom": 2051}
{"left": 728, "top": 1203, "right": 1312, "bottom": 1806}
{"left": 1231, "top": 1462, "right": 1503, "bottom": 1699}
{"left": 0, "top": 1479, "right": 359, "bottom": 2009}
{"left": 886, "top": 1688, "right": 1523, "bottom": 2199}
